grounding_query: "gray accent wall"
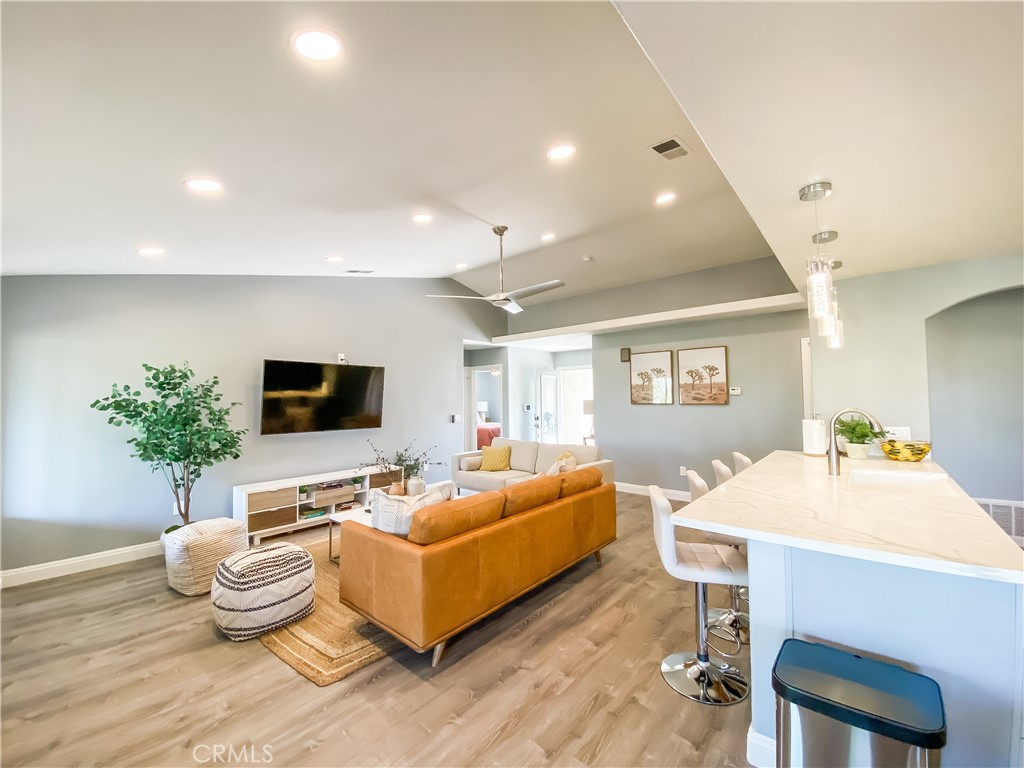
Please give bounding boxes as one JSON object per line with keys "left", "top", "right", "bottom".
{"left": 594, "top": 311, "right": 807, "bottom": 490}
{"left": 2, "top": 275, "right": 505, "bottom": 569}
{"left": 509, "top": 257, "right": 795, "bottom": 335}
{"left": 810, "top": 253, "right": 1023, "bottom": 442}
{"left": 926, "top": 288, "right": 1023, "bottom": 500}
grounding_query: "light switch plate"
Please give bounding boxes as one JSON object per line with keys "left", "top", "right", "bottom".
{"left": 729, "top": 386, "right": 742, "bottom": 395}
{"left": 887, "top": 426, "right": 911, "bottom": 439}
{"left": 679, "top": 465, "right": 687, "bottom": 476}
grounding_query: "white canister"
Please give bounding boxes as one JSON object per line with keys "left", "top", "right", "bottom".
{"left": 802, "top": 419, "right": 828, "bottom": 456}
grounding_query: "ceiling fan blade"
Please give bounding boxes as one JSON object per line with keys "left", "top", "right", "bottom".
{"left": 496, "top": 299, "right": 524, "bottom": 314}
{"left": 424, "top": 294, "right": 492, "bottom": 301}
{"left": 503, "top": 279, "right": 565, "bottom": 301}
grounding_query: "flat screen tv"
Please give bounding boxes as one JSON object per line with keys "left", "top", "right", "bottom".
{"left": 260, "top": 359, "right": 385, "bottom": 435}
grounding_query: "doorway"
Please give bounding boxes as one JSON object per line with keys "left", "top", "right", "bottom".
{"left": 535, "top": 367, "right": 594, "bottom": 444}
{"left": 463, "top": 364, "right": 503, "bottom": 450}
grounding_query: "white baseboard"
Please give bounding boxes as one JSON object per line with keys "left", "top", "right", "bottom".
{"left": 615, "top": 482, "right": 691, "bottom": 503}
{"left": 746, "top": 725, "right": 776, "bottom": 768}
{"left": 0, "top": 540, "right": 163, "bottom": 589}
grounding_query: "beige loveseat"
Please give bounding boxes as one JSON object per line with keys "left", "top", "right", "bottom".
{"left": 452, "top": 437, "right": 614, "bottom": 493}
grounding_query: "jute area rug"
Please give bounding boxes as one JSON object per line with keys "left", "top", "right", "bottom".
{"left": 259, "top": 538, "right": 404, "bottom": 686}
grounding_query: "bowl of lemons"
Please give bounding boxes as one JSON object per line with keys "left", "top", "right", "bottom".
{"left": 879, "top": 439, "right": 932, "bottom": 462}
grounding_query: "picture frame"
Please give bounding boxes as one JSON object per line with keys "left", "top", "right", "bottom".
{"left": 629, "top": 350, "right": 674, "bottom": 404}
{"left": 677, "top": 346, "right": 729, "bottom": 405}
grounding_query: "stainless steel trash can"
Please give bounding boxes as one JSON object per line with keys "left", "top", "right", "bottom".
{"left": 772, "top": 639, "right": 946, "bottom": 767}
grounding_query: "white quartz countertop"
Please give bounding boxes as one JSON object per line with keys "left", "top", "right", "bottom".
{"left": 672, "top": 450, "right": 1024, "bottom": 583}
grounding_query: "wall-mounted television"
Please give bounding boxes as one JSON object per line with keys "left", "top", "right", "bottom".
{"left": 259, "top": 359, "right": 385, "bottom": 435}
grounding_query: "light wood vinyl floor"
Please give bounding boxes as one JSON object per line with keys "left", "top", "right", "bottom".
{"left": 2, "top": 493, "right": 751, "bottom": 767}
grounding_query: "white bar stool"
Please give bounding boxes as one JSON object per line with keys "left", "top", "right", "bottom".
{"left": 650, "top": 485, "right": 750, "bottom": 706}
{"left": 686, "top": 469, "right": 749, "bottom": 642}
{"left": 733, "top": 452, "right": 753, "bottom": 473}
{"left": 712, "top": 459, "right": 734, "bottom": 486}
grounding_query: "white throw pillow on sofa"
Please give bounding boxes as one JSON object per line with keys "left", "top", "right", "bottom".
{"left": 544, "top": 454, "right": 578, "bottom": 476}
{"left": 370, "top": 483, "right": 454, "bottom": 537}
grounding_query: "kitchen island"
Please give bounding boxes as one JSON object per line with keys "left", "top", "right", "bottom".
{"left": 673, "top": 450, "right": 1023, "bottom": 767}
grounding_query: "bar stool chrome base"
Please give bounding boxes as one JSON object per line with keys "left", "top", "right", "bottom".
{"left": 661, "top": 652, "right": 750, "bottom": 705}
{"left": 708, "top": 607, "right": 750, "bottom": 645}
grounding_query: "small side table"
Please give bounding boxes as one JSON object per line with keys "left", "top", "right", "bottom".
{"left": 328, "top": 508, "right": 373, "bottom": 563}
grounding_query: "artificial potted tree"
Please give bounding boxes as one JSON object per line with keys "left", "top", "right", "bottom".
{"left": 91, "top": 362, "right": 247, "bottom": 532}
{"left": 834, "top": 416, "right": 888, "bottom": 459}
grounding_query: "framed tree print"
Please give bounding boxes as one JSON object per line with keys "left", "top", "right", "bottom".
{"left": 629, "top": 350, "right": 674, "bottom": 404}
{"left": 678, "top": 346, "right": 729, "bottom": 405}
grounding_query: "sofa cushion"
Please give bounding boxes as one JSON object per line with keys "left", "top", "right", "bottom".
{"left": 480, "top": 445, "right": 512, "bottom": 471}
{"left": 534, "top": 443, "right": 599, "bottom": 474}
{"left": 407, "top": 492, "right": 505, "bottom": 545}
{"left": 558, "top": 466, "right": 604, "bottom": 498}
{"left": 492, "top": 437, "right": 540, "bottom": 473}
{"left": 500, "top": 474, "right": 562, "bottom": 518}
{"left": 454, "top": 468, "right": 534, "bottom": 491}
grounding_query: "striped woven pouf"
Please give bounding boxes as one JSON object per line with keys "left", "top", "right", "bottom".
{"left": 211, "top": 543, "right": 315, "bottom": 641}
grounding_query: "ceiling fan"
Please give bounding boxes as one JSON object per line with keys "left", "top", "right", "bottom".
{"left": 426, "top": 225, "right": 564, "bottom": 314}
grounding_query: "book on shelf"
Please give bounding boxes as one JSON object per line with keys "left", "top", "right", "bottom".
{"left": 335, "top": 500, "right": 360, "bottom": 510}
{"left": 300, "top": 509, "right": 327, "bottom": 519}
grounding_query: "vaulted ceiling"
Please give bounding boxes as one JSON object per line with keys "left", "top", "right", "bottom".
{"left": 4, "top": 2, "right": 1019, "bottom": 310}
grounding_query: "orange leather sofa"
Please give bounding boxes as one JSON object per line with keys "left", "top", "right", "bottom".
{"left": 337, "top": 467, "right": 616, "bottom": 666}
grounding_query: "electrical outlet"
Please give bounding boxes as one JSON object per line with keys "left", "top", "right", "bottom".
{"left": 887, "top": 426, "right": 912, "bottom": 439}
{"left": 729, "top": 386, "right": 742, "bottom": 395}
{"left": 679, "top": 465, "right": 687, "bottom": 476}
{"left": 337, "top": 353, "right": 346, "bottom": 364}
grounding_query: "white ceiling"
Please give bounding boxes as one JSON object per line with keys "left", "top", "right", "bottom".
{"left": 2, "top": 1, "right": 772, "bottom": 304}
{"left": 616, "top": 2, "right": 1024, "bottom": 289}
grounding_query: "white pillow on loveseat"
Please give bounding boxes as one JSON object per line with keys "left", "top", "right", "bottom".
{"left": 370, "top": 481, "right": 455, "bottom": 537}
{"left": 544, "top": 452, "right": 578, "bottom": 476}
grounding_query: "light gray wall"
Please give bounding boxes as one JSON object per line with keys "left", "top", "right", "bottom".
{"left": 507, "top": 348, "right": 554, "bottom": 440}
{"left": 2, "top": 275, "right": 505, "bottom": 569}
{"left": 509, "top": 257, "right": 795, "bottom": 334}
{"left": 594, "top": 311, "right": 806, "bottom": 490}
{"left": 810, "top": 253, "right": 1023, "bottom": 439}
{"left": 553, "top": 349, "right": 592, "bottom": 368}
{"left": 926, "top": 288, "right": 1023, "bottom": 500}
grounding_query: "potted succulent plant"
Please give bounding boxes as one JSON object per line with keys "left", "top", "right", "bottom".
{"left": 834, "top": 416, "right": 888, "bottom": 459}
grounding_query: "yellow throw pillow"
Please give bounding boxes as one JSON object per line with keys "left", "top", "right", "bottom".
{"left": 479, "top": 445, "right": 512, "bottom": 472}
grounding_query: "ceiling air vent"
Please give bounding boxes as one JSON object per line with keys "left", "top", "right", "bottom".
{"left": 344, "top": 269, "right": 374, "bottom": 275}
{"left": 651, "top": 136, "right": 691, "bottom": 160}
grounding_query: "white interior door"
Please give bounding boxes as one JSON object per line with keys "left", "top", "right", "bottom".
{"left": 537, "top": 371, "right": 558, "bottom": 443}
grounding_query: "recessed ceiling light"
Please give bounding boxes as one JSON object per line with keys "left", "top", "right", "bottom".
{"left": 324, "top": 255, "right": 344, "bottom": 263}
{"left": 541, "top": 233, "right": 556, "bottom": 242}
{"left": 546, "top": 144, "right": 576, "bottom": 161}
{"left": 137, "top": 246, "right": 165, "bottom": 258}
{"left": 455, "top": 263, "right": 468, "bottom": 270}
{"left": 291, "top": 29, "right": 342, "bottom": 61}
{"left": 412, "top": 213, "right": 433, "bottom": 224}
{"left": 655, "top": 191, "right": 677, "bottom": 206}
{"left": 184, "top": 178, "right": 222, "bottom": 193}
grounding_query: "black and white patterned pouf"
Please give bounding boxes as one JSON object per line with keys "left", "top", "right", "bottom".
{"left": 211, "top": 542, "right": 315, "bottom": 641}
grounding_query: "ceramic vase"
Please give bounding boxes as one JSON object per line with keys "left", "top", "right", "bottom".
{"left": 406, "top": 475, "right": 426, "bottom": 496}
{"left": 388, "top": 480, "right": 406, "bottom": 496}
